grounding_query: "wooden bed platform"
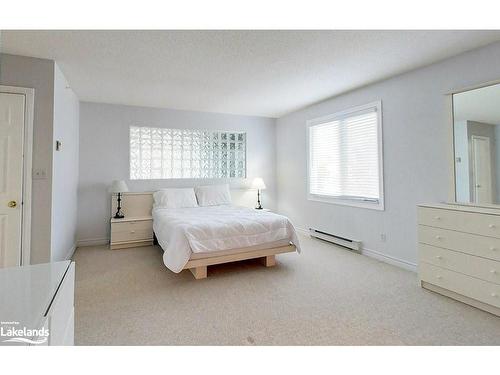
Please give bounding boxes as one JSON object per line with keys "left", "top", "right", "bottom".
{"left": 184, "top": 244, "right": 297, "bottom": 279}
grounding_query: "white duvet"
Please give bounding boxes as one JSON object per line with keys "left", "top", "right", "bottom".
{"left": 153, "top": 205, "right": 301, "bottom": 272}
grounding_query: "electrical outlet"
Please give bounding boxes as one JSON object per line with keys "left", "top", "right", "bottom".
{"left": 380, "top": 233, "right": 387, "bottom": 242}
{"left": 33, "top": 168, "right": 47, "bottom": 180}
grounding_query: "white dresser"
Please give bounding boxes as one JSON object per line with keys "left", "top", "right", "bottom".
{"left": 0, "top": 261, "right": 75, "bottom": 345}
{"left": 418, "top": 204, "right": 500, "bottom": 316}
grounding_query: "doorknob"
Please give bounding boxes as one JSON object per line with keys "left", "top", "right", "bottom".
{"left": 7, "top": 200, "right": 17, "bottom": 208}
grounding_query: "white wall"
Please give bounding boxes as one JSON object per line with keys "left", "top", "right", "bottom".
{"left": 77, "top": 102, "right": 276, "bottom": 245}
{"left": 51, "top": 63, "right": 79, "bottom": 261}
{"left": 0, "top": 54, "right": 79, "bottom": 264}
{"left": 276, "top": 41, "right": 500, "bottom": 269}
{"left": 0, "top": 53, "right": 55, "bottom": 264}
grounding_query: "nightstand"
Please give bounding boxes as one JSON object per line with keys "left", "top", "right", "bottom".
{"left": 110, "top": 216, "right": 153, "bottom": 250}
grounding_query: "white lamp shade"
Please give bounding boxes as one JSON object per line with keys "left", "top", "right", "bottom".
{"left": 252, "top": 177, "right": 266, "bottom": 190}
{"left": 109, "top": 180, "right": 129, "bottom": 193}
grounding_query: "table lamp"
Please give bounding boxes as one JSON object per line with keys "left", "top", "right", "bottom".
{"left": 109, "top": 180, "right": 129, "bottom": 219}
{"left": 252, "top": 177, "right": 266, "bottom": 209}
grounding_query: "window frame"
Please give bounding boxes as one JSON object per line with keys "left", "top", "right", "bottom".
{"left": 129, "top": 126, "right": 247, "bottom": 180}
{"left": 306, "top": 101, "right": 385, "bottom": 211}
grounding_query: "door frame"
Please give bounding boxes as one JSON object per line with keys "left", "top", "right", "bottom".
{"left": 0, "top": 85, "right": 34, "bottom": 266}
{"left": 470, "top": 135, "right": 492, "bottom": 204}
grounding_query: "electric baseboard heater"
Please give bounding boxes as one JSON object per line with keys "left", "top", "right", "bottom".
{"left": 309, "top": 228, "right": 362, "bottom": 252}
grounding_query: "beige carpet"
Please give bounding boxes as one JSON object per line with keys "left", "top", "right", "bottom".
{"left": 73, "top": 234, "right": 500, "bottom": 345}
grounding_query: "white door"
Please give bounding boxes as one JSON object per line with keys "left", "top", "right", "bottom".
{"left": 0, "top": 92, "right": 25, "bottom": 267}
{"left": 471, "top": 135, "right": 493, "bottom": 204}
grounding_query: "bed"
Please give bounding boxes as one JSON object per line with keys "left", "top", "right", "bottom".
{"left": 111, "top": 185, "right": 300, "bottom": 279}
{"left": 153, "top": 204, "right": 300, "bottom": 279}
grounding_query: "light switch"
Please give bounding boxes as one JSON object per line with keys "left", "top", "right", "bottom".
{"left": 33, "top": 169, "right": 47, "bottom": 180}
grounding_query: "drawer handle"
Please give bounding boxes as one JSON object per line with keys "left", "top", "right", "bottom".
{"left": 435, "top": 235, "right": 442, "bottom": 240}
{"left": 492, "top": 293, "right": 498, "bottom": 298}
{"left": 489, "top": 224, "right": 496, "bottom": 229}
{"left": 436, "top": 275, "right": 442, "bottom": 279}
{"left": 434, "top": 216, "right": 441, "bottom": 220}
{"left": 130, "top": 230, "right": 136, "bottom": 234}
{"left": 490, "top": 247, "right": 497, "bottom": 251}
{"left": 435, "top": 255, "right": 442, "bottom": 260}
{"left": 491, "top": 270, "right": 497, "bottom": 274}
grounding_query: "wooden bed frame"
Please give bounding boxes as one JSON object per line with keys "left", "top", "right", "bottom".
{"left": 112, "top": 192, "right": 298, "bottom": 279}
{"left": 184, "top": 244, "right": 296, "bottom": 279}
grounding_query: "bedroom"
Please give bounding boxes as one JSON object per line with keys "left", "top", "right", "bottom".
{"left": 1, "top": 1, "right": 499, "bottom": 373}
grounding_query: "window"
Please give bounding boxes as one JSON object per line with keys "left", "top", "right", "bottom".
{"left": 307, "top": 101, "right": 384, "bottom": 210}
{"left": 130, "top": 126, "right": 246, "bottom": 179}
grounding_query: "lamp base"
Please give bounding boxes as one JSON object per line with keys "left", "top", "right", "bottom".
{"left": 255, "top": 189, "right": 263, "bottom": 210}
{"left": 114, "top": 192, "right": 125, "bottom": 219}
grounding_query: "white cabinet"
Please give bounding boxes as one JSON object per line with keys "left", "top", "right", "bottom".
{"left": 418, "top": 204, "right": 500, "bottom": 316}
{"left": 0, "top": 261, "right": 75, "bottom": 346}
{"left": 47, "top": 263, "right": 75, "bottom": 345}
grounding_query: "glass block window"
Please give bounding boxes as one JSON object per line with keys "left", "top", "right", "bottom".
{"left": 130, "top": 126, "right": 246, "bottom": 179}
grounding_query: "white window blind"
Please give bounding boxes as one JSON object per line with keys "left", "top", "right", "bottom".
{"left": 130, "top": 126, "right": 246, "bottom": 180}
{"left": 308, "top": 102, "right": 383, "bottom": 208}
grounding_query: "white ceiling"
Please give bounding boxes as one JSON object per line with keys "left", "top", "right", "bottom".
{"left": 454, "top": 83, "right": 500, "bottom": 125}
{"left": 2, "top": 30, "right": 500, "bottom": 118}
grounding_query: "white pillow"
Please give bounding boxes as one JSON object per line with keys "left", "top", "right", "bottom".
{"left": 195, "top": 184, "right": 232, "bottom": 206}
{"left": 153, "top": 188, "right": 198, "bottom": 209}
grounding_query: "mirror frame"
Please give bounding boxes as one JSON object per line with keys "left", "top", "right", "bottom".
{"left": 447, "top": 79, "right": 500, "bottom": 209}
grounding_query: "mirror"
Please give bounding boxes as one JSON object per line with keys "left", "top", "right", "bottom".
{"left": 453, "top": 83, "right": 500, "bottom": 205}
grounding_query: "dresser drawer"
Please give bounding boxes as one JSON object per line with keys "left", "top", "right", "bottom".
{"left": 420, "top": 262, "right": 500, "bottom": 308}
{"left": 418, "top": 225, "right": 500, "bottom": 261}
{"left": 418, "top": 207, "right": 500, "bottom": 238}
{"left": 111, "top": 220, "right": 152, "bottom": 234}
{"left": 111, "top": 229, "right": 153, "bottom": 243}
{"left": 419, "top": 244, "right": 500, "bottom": 284}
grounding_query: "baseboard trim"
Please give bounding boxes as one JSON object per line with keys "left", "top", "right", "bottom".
{"left": 77, "top": 237, "right": 109, "bottom": 247}
{"left": 361, "top": 247, "right": 417, "bottom": 272}
{"left": 297, "top": 227, "right": 417, "bottom": 272}
{"left": 65, "top": 243, "right": 77, "bottom": 260}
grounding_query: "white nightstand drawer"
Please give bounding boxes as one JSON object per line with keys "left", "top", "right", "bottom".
{"left": 420, "top": 262, "right": 500, "bottom": 308}
{"left": 111, "top": 229, "right": 153, "bottom": 243}
{"left": 110, "top": 217, "right": 153, "bottom": 250}
{"left": 419, "top": 244, "right": 500, "bottom": 284}
{"left": 418, "top": 225, "right": 500, "bottom": 261}
{"left": 111, "top": 220, "right": 152, "bottom": 234}
{"left": 418, "top": 207, "right": 500, "bottom": 238}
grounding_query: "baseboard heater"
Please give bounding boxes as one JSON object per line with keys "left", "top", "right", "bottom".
{"left": 309, "top": 228, "right": 362, "bottom": 252}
